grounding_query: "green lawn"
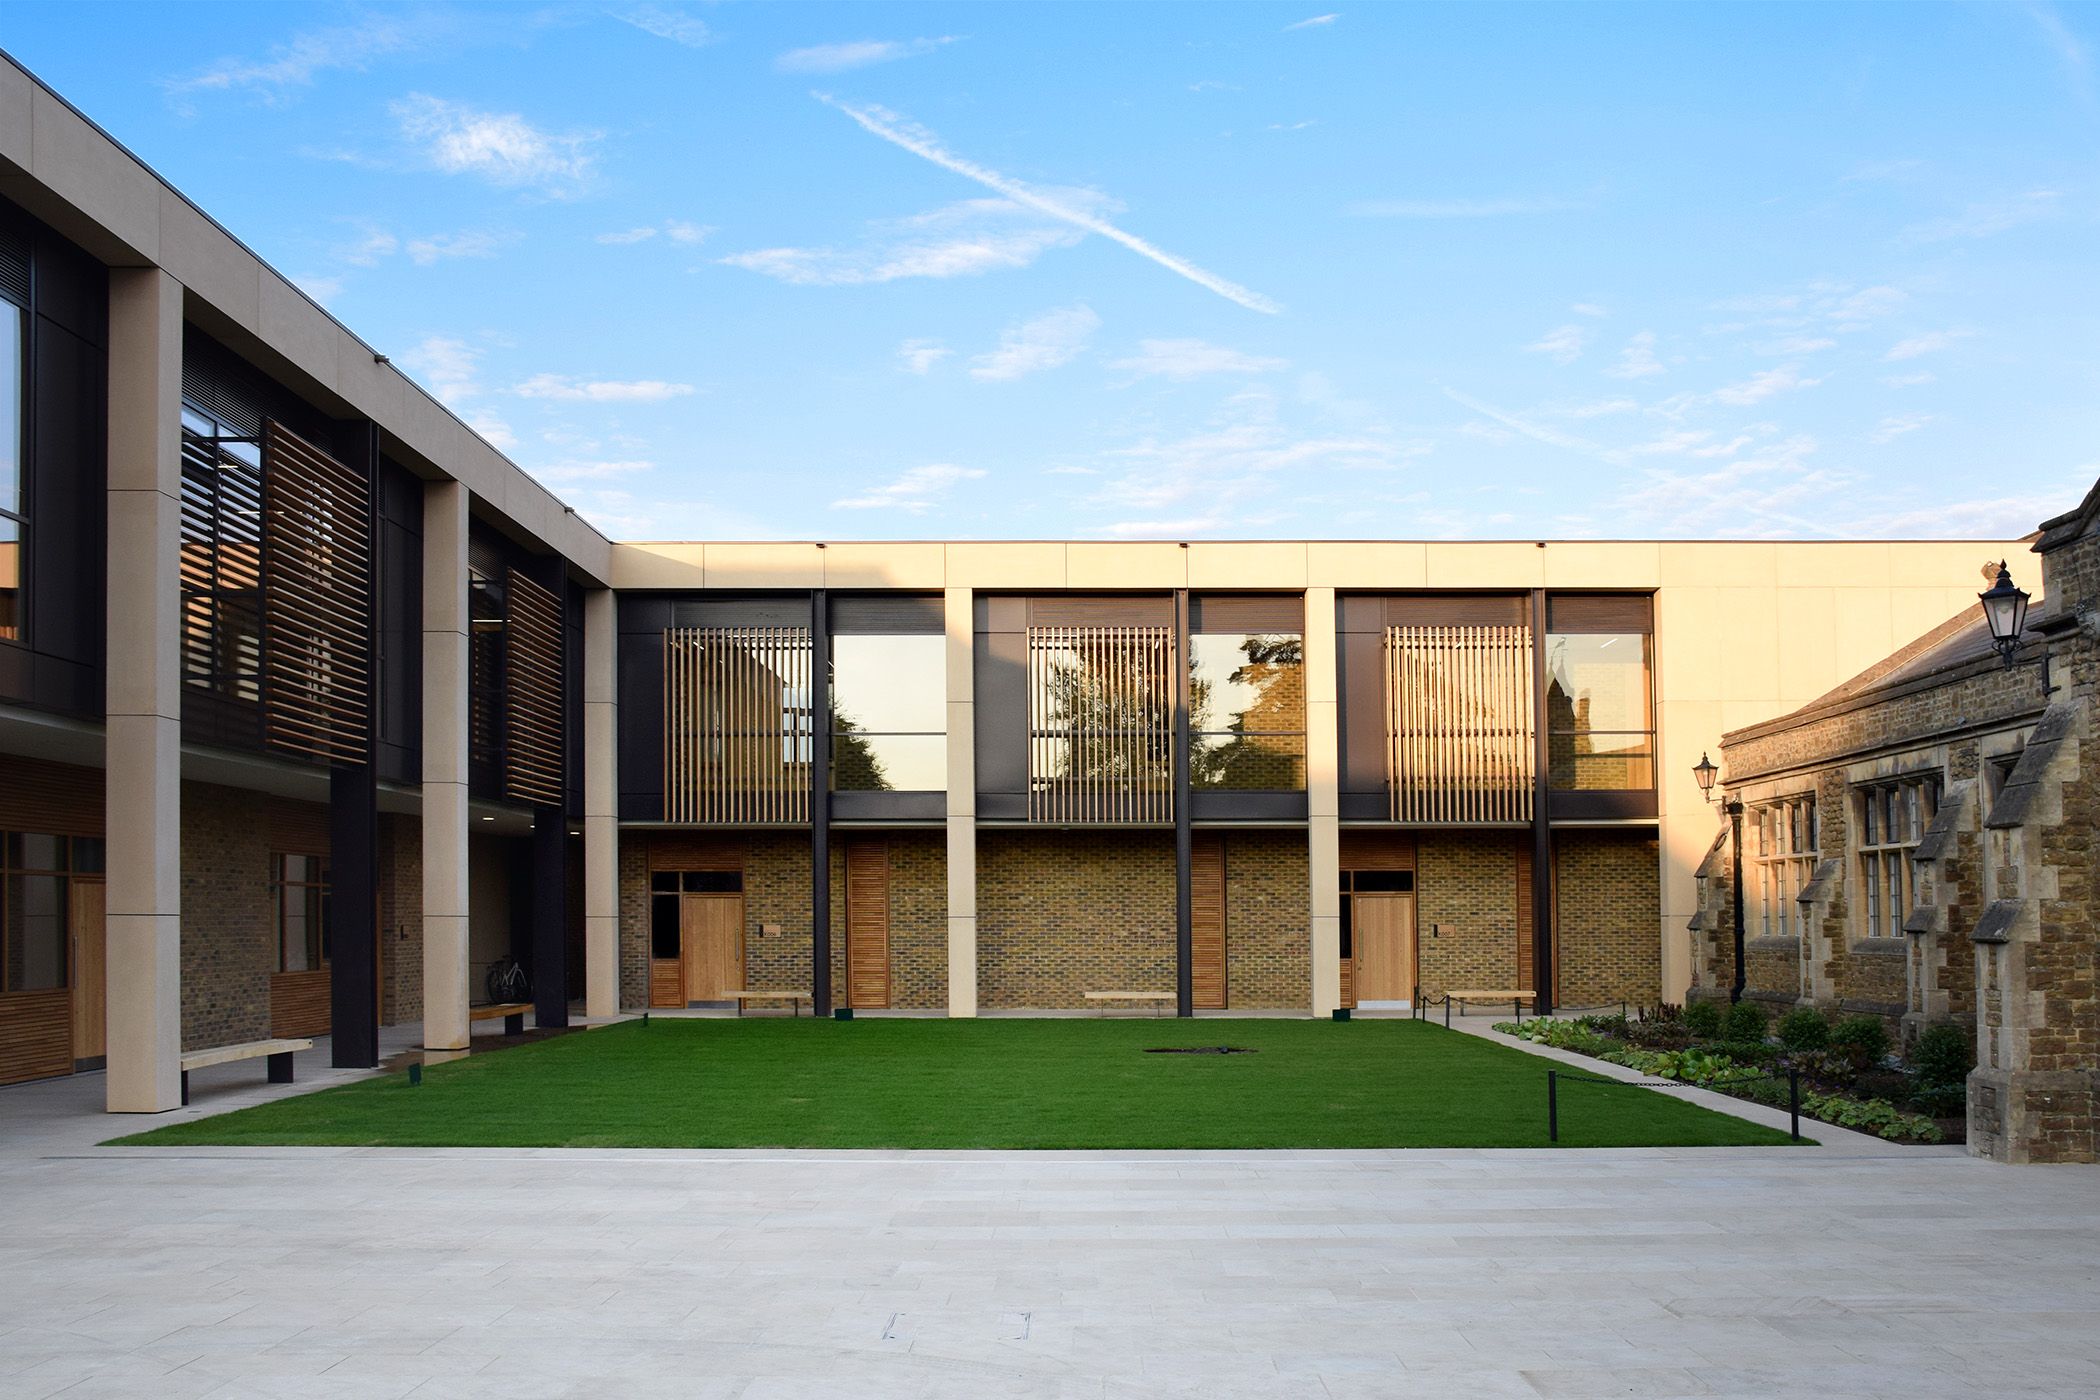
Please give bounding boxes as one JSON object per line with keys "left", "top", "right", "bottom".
{"left": 110, "top": 1017, "right": 1803, "bottom": 1150}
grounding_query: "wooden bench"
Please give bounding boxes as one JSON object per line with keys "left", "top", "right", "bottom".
{"left": 1084, "top": 991, "right": 1176, "bottom": 1017}
{"left": 1420, "top": 989, "right": 1539, "bottom": 1026}
{"left": 469, "top": 1002, "right": 534, "bottom": 1035}
{"left": 721, "top": 990, "right": 812, "bottom": 1017}
{"left": 179, "top": 1037, "right": 312, "bottom": 1105}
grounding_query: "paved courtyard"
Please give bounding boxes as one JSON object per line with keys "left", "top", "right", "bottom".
{"left": 2, "top": 1038, "right": 2097, "bottom": 1400}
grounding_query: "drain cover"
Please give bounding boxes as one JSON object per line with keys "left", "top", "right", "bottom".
{"left": 1145, "top": 1046, "right": 1257, "bottom": 1055}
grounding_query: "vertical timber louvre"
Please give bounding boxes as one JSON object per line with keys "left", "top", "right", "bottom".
{"left": 502, "top": 567, "right": 565, "bottom": 806}
{"left": 662, "top": 626, "right": 812, "bottom": 823}
{"left": 1027, "top": 624, "right": 1175, "bottom": 823}
{"left": 845, "top": 840, "right": 889, "bottom": 1009}
{"left": 1385, "top": 624, "right": 1534, "bottom": 823}
{"left": 1191, "top": 834, "right": 1226, "bottom": 1009}
{"left": 260, "top": 421, "right": 370, "bottom": 766}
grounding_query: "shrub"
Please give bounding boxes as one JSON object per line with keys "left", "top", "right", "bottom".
{"left": 1801, "top": 1090, "right": 1943, "bottom": 1143}
{"left": 1830, "top": 1015, "right": 1891, "bottom": 1063}
{"left": 1790, "top": 1048, "right": 1858, "bottom": 1089}
{"left": 1576, "top": 1014, "right": 1631, "bottom": 1038}
{"left": 1721, "top": 1000, "right": 1769, "bottom": 1044}
{"left": 1681, "top": 1000, "right": 1724, "bottom": 1038}
{"left": 1910, "top": 1023, "right": 1974, "bottom": 1087}
{"left": 1625, "top": 1020, "right": 1695, "bottom": 1050}
{"left": 1910, "top": 1082, "right": 1968, "bottom": 1118}
{"left": 1776, "top": 1007, "right": 1830, "bottom": 1052}
{"left": 1641, "top": 1002, "right": 1682, "bottom": 1024}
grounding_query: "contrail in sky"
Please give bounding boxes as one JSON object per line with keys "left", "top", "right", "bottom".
{"left": 818, "top": 94, "right": 1283, "bottom": 315}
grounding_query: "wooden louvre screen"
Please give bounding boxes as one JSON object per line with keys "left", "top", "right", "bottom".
{"left": 1027, "top": 624, "right": 1175, "bottom": 823}
{"left": 0, "top": 990, "right": 72, "bottom": 1086}
{"left": 663, "top": 626, "right": 812, "bottom": 823}
{"left": 270, "top": 969, "right": 332, "bottom": 1039}
{"left": 0, "top": 756, "right": 103, "bottom": 837}
{"left": 1338, "top": 830, "right": 1417, "bottom": 872}
{"left": 1385, "top": 625, "right": 1534, "bottom": 823}
{"left": 266, "top": 798, "right": 330, "bottom": 854}
{"left": 503, "top": 567, "right": 566, "bottom": 806}
{"left": 179, "top": 427, "right": 265, "bottom": 709}
{"left": 1192, "top": 834, "right": 1226, "bottom": 1009}
{"left": 261, "top": 420, "right": 371, "bottom": 766}
{"left": 845, "top": 840, "right": 889, "bottom": 1009}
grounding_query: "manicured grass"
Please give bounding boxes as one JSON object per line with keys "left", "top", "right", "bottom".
{"left": 109, "top": 1017, "right": 1802, "bottom": 1150}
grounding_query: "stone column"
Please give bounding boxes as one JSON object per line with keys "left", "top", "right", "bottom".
{"left": 944, "top": 585, "right": 977, "bottom": 1017}
{"left": 1306, "top": 585, "right": 1342, "bottom": 1017}
{"left": 103, "top": 267, "right": 184, "bottom": 1112}
{"left": 421, "top": 481, "right": 471, "bottom": 1052}
{"left": 582, "top": 587, "right": 620, "bottom": 1018}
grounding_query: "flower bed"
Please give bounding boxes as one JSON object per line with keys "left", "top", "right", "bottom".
{"left": 1494, "top": 1013, "right": 1956, "bottom": 1144}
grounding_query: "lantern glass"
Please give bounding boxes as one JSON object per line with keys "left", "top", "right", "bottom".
{"left": 1693, "top": 752, "right": 1718, "bottom": 797}
{"left": 1978, "top": 563, "right": 2029, "bottom": 644}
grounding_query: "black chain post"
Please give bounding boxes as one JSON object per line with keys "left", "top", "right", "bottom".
{"left": 1548, "top": 1071, "right": 1559, "bottom": 1143}
{"left": 1789, "top": 1067, "right": 1801, "bottom": 1143}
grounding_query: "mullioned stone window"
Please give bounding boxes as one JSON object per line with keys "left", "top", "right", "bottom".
{"left": 1751, "top": 796, "right": 1818, "bottom": 938}
{"left": 1855, "top": 775, "right": 1938, "bottom": 941}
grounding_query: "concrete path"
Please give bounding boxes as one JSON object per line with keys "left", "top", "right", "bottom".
{"left": 2, "top": 1035, "right": 2096, "bottom": 1399}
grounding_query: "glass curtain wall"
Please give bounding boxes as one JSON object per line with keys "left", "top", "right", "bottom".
{"left": 2, "top": 833, "right": 72, "bottom": 992}
{"left": 831, "top": 633, "right": 945, "bottom": 791}
{"left": 272, "top": 853, "right": 331, "bottom": 973}
{"left": 0, "top": 302, "right": 22, "bottom": 642}
{"left": 1544, "top": 632, "right": 1654, "bottom": 790}
{"left": 1190, "top": 632, "right": 1305, "bottom": 789}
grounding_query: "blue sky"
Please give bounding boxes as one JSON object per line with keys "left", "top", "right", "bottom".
{"left": 7, "top": 3, "right": 2098, "bottom": 543}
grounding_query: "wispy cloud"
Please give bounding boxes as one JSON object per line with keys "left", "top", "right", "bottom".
{"left": 401, "top": 335, "right": 516, "bottom": 448}
{"left": 391, "top": 94, "right": 597, "bottom": 194}
{"left": 1443, "top": 388, "right": 1626, "bottom": 465}
{"left": 527, "top": 458, "right": 656, "bottom": 483}
{"left": 666, "top": 221, "right": 713, "bottom": 244}
{"left": 833, "top": 463, "right": 985, "bottom": 511}
{"left": 597, "top": 227, "right": 658, "bottom": 244}
{"left": 1111, "top": 339, "right": 1286, "bottom": 380}
{"left": 291, "top": 274, "right": 346, "bottom": 306}
{"left": 777, "top": 38, "right": 956, "bottom": 73}
{"left": 1345, "top": 196, "right": 1575, "bottom": 218}
{"left": 406, "top": 230, "right": 508, "bottom": 265}
{"left": 614, "top": 5, "right": 711, "bottom": 47}
{"left": 971, "top": 306, "right": 1100, "bottom": 382}
{"left": 1868, "top": 414, "right": 1934, "bottom": 443}
{"left": 1284, "top": 14, "right": 1341, "bottom": 29}
{"left": 1604, "top": 331, "right": 1664, "bottom": 379}
{"left": 1525, "top": 325, "right": 1584, "bottom": 364}
{"left": 897, "top": 339, "right": 950, "bottom": 374}
{"left": 722, "top": 197, "right": 1086, "bottom": 286}
{"left": 514, "top": 374, "right": 695, "bottom": 402}
{"left": 818, "top": 96, "right": 1283, "bottom": 314}
{"left": 1711, "top": 365, "right": 1822, "bottom": 405}
{"left": 1902, "top": 190, "right": 2060, "bottom": 242}
{"left": 1885, "top": 330, "right": 1972, "bottom": 360}
{"left": 164, "top": 13, "right": 447, "bottom": 102}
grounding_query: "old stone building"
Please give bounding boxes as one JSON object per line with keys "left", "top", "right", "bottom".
{"left": 1704, "top": 486, "right": 2100, "bottom": 1164}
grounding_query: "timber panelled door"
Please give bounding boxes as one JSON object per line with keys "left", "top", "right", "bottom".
{"left": 845, "top": 840, "right": 889, "bottom": 1009}
{"left": 267, "top": 801, "right": 334, "bottom": 1039}
{"left": 648, "top": 841, "right": 746, "bottom": 1008}
{"left": 0, "top": 757, "right": 106, "bottom": 1085}
{"left": 1191, "top": 834, "right": 1227, "bottom": 1010}
{"left": 1339, "top": 831, "right": 1417, "bottom": 1011}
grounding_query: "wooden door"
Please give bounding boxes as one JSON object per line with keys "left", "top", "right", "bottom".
{"left": 845, "top": 841, "right": 889, "bottom": 1009}
{"left": 1191, "top": 835, "right": 1226, "bottom": 1009}
{"left": 1354, "top": 894, "right": 1417, "bottom": 1006}
{"left": 70, "top": 880, "right": 105, "bottom": 1062}
{"left": 681, "top": 895, "right": 744, "bottom": 1004}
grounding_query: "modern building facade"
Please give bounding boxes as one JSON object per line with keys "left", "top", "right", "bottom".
{"left": 1703, "top": 489, "right": 2100, "bottom": 1164}
{"left": 0, "top": 55, "right": 2035, "bottom": 1114}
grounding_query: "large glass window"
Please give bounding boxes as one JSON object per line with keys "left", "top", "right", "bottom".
{"left": 2, "top": 832, "right": 70, "bottom": 992}
{"left": 1190, "top": 632, "right": 1306, "bottom": 790}
{"left": 1545, "top": 632, "right": 1654, "bottom": 790}
{"left": 1857, "top": 776, "right": 1937, "bottom": 940}
{"left": 272, "top": 853, "right": 330, "bottom": 973}
{"left": 179, "top": 403, "right": 265, "bottom": 703}
{"left": 831, "top": 633, "right": 945, "bottom": 791}
{"left": 0, "top": 302, "right": 23, "bottom": 642}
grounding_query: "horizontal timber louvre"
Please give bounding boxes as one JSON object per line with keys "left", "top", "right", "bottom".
{"left": 663, "top": 626, "right": 812, "bottom": 823}
{"left": 260, "top": 421, "right": 371, "bottom": 766}
{"left": 1385, "top": 624, "right": 1534, "bottom": 823}
{"left": 502, "top": 567, "right": 565, "bottom": 806}
{"left": 1027, "top": 624, "right": 1175, "bottom": 823}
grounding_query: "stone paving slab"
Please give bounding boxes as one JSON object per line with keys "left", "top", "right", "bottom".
{"left": 3, "top": 1035, "right": 2097, "bottom": 1398}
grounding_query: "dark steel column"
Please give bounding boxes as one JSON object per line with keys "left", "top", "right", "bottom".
{"left": 1727, "top": 798, "right": 1747, "bottom": 1005}
{"left": 1529, "top": 589, "right": 1555, "bottom": 1014}
{"left": 329, "top": 421, "right": 381, "bottom": 1068}
{"left": 1173, "top": 589, "right": 1193, "bottom": 1018}
{"left": 810, "top": 588, "right": 832, "bottom": 1015}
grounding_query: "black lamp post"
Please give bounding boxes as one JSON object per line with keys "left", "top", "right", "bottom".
{"left": 1694, "top": 752, "right": 1746, "bottom": 1005}
{"left": 1979, "top": 561, "right": 2031, "bottom": 667}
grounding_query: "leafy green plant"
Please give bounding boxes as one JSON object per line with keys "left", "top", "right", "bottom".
{"left": 1801, "top": 1090, "right": 1942, "bottom": 1142}
{"left": 1599, "top": 1046, "right": 1742, "bottom": 1085}
{"left": 1625, "top": 1020, "right": 1696, "bottom": 1050}
{"left": 1494, "top": 1021, "right": 1618, "bottom": 1056}
{"left": 1789, "top": 1048, "right": 1859, "bottom": 1088}
{"left": 1681, "top": 1000, "right": 1724, "bottom": 1038}
{"left": 1576, "top": 1014, "right": 1631, "bottom": 1038}
{"left": 1831, "top": 1015, "right": 1891, "bottom": 1063}
{"left": 1641, "top": 1002, "right": 1682, "bottom": 1024}
{"left": 1721, "top": 1000, "right": 1769, "bottom": 1045}
{"left": 1776, "top": 1007, "right": 1830, "bottom": 1052}
{"left": 1910, "top": 1082, "right": 1967, "bottom": 1118}
{"left": 1909, "top": 1023, "right": 1974, "bottom": 1086}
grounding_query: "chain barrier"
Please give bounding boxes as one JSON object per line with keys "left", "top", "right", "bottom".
{"left": 1548, "top": 1066, "right": 1802, "bottom": 1144}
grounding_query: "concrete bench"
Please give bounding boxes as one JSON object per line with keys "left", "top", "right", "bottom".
{"left": 1084, "top": 991, "right": 1175, "bottom": 1017}
{"left": 179, "top": 1038, "right": 312, "bottom": 1105}
{"left": 469, "top": 1002, "right": 534, "bottom": 1035}
{"left": 721, "top": 990, "right": 812, "bottom": 1017}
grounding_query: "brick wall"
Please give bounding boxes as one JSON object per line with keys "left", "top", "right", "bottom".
{"left": 978, "top": 830, "right": 1176, "bottom": 1008}
{"left": 1222, "top": 831, "right": 1308, "bottom": 1009}
{"left": 876, "top": 832, "right": 947, "bottom": 1009}
{"left": 179, "top": 782, "right": 273, "bottom": 1051}
{"left": 1556, "top": 830, "right": 1661, "bottom": 1006}
{"left": 378, "top": 813, "right": 422, "bottom": 1025}
{"left": 618, "top": 835, "right": 648, "bottom": 1011}
{"left": 1416, "top": 832, "right": 1524, "bottom": 993}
